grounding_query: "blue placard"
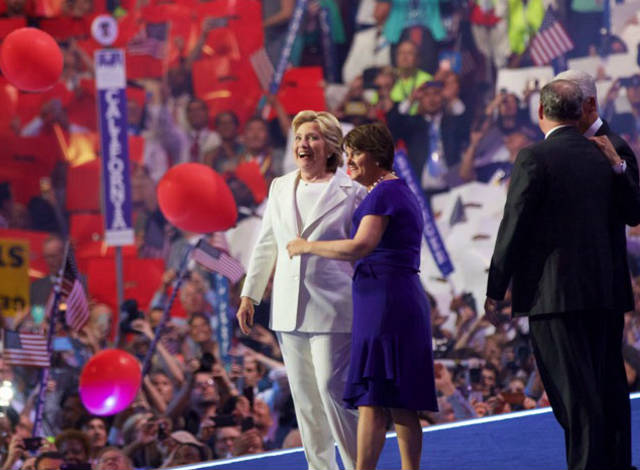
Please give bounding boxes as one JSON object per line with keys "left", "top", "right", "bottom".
{"left": 95, "top": 49, "right": 134, "bottom": 246}
{"left": 210, "top": 273, "right": 232, "bottom": 369}
{"left": 394, "top": 148, "right": 454, "bottom": 277}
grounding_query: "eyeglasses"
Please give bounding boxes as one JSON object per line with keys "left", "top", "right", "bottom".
{"left": 194, "top": 378, "right": 215, "bottom": 389}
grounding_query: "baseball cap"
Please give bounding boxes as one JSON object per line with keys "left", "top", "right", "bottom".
{"left": 417, "top": 80, "right": 444, "bottom": 91}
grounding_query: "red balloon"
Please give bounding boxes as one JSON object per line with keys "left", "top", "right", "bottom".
{"left": 157, "top": 163, "right": 237, "bottom": 233}
{"left": 234, "top": 161, "right": 268, "bottom": 204}
{"left": 0, "top": 28, "right": 63, "bottom": 92}
{"left": 79, "top": 349, "right": 141, "bottom": 416}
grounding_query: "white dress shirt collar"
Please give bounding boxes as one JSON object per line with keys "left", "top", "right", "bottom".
{"left": 583, "top": 116, "right": 603, "bottom": 137}
{"left": 544, "top": 124, "right": 571, "bottom": 140}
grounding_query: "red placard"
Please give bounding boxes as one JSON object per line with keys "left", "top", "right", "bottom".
{"left": 274, "top": 67, "right": 326, "bottom": 116}
{"left": 195, "top": 0, "right": 263, "bottom": 56}
{"left": 39, "top": 17, "right": 89, "bottom": 40}
{"left": 33, "top": 0, "right": 64, "bottom": 17}
{"left": 192, "top": 57, "right": 262, "bottom": 126}
{"left": 123, "top": 18, "right": 169, "bottom": 79}
{"left": 0, "top": 79, "right": 19, "bottom": 136}
{"left": 128, "top": 135, "right": 145, "bottom": 165}
{"left": 0, "top": 17, "right": 27, "bottom": 40}
{"left": 139, "top": 2, "right": 199, "bottom": 67}
{"left": 70, "top": 212, "right": 103, "bottom": 247}
{"left": 0, "top": 162, "right": 41, "bottom": 205}
{"left": 67, "top": 79, "right": 97, "bottom": 131}
{"left": 66, "top": 160, "right": 101, "bottom": 212}
{"left": 86, "top": 256, "right": 187, "bottom": 335}
{"left": 3, "top": 136, "right": 62, "bottom": 204}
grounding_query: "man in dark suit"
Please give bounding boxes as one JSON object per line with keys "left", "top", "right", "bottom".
{"left": 485, "top": 80, "right": 626, "bottom": 470}
{"left": 555, "top": 69, "right": 640, "bottom": 470}
{"left": 386, "top": 80, "right": 469, "bottom": 194}
{"left": 29, "top": 234, "right": 65, "bottom": 307}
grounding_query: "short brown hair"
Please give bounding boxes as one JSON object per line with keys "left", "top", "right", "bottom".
{"left": 342, "top": 122, "right": 395, "bottom": 171}
{"left": 55, "top": 429, "right": 90, "bottom": 456}
{"left": 292, "top": 110, "right": 344, "bottom": 172}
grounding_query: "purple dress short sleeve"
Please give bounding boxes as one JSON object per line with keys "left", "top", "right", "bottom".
{"left": 344, "top": 179, "right": 438, "bottom": 411}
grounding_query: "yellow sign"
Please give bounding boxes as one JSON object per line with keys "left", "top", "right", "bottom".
{"left": 0, "top": 239, "right": 30, "bottom": 318}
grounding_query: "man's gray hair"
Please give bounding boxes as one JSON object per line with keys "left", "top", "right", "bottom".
{"left": 540, "top": 79, "right": 583, "bottom": 121}
{"left": 553, "top": 69, "right": 597, "bottom": 101}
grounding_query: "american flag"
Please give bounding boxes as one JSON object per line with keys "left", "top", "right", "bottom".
{"left": 2, "top": 330, "right": 49, "bottom": 367}
{"left": 192, "top": 239, "right": 245, "bottom": 283}
{"left": 53, "top": 246, "right": 89, "bottom": 332}
{"left": 449, "top": 195, "right": 467, "bottom": 227}
{"left": 127, "top": 22, "right": 168, "bottom": 59}
{"left": 529, "top": 8, "right": 574, "bottom": 66}
{"left": 250, "top": 47, "right": 275, "bottom": 92}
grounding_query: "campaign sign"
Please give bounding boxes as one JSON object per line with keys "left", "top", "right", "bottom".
{"left": 95, "top": 49, "right": 134, "bottom": 246}
{"left": 0, "top": 239, "right": 29, "bottom": 317}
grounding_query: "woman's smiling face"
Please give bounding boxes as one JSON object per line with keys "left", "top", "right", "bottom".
{"left": 345, "top": 146, "right": 377, "bottom": 186}
{"left": 294, "top": 121, "right": 329, "bottom": 176}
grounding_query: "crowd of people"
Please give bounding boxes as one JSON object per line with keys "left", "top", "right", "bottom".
{"left": 1, "top": 0, "right": 640, "bottom": 469}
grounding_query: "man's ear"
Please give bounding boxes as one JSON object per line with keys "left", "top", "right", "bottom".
{"left": 538, "top": 102, "right": 544, "bottom": 121}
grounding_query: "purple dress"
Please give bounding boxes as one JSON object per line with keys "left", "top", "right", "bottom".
{"left": 343, "top": 179, "right": 438, "bottom": 411}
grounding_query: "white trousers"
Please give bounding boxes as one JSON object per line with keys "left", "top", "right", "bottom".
{"left": 277, "top": 331, "right": 359, "bottom": 470}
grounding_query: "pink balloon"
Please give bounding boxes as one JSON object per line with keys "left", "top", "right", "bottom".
{"left": 79, "top": 349, "right": 141, "bottom": 416}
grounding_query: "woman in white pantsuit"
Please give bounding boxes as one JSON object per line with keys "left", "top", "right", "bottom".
{"left": 237, "top": 110, "right": 365, "bottom": 470}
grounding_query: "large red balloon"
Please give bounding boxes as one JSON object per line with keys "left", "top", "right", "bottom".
{"left": 79, "top": 349, "right": 141, "bottom": 416}
{"left": 0, "top": 28, "right": 63, "bottom": 92}
{"left": 157, "top": 163, "right": 237, "bottom": 233}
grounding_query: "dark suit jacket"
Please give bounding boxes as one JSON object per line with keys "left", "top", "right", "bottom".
{"left": 487, "top": 126, "right": 617, "bottom": 317}
{"left": 29, "top": 276, "right": 53, "bottom": 307}
{"left": 596, "top": 120, "right": 640, "bottom": 313}
{"left": 386, "top": 105, "right": 470, "bottom": 179}
{"left": 29, "top": 273, "right": 88, "bottom": 307}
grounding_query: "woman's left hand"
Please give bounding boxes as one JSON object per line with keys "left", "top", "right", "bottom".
{"left": 286, "top": 237, "right": 308, "bottom": 258}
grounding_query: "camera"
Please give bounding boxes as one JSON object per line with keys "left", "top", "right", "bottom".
{"left": 23, "top": 437, "right": 42, "bottom": 452}
{"left": 242, "top": 386, "right": 254, "bottom": 406}
{"left": 432, "top": 337, "right": 451, "bottom": 359}
{"left": 200, "top": 352, "right": 216, "bottom": 372}
{"left": 212, "top": 414, "right": 237, "bottom": 428}
{"left": 157, "top": 422, "right": 169, "bottom": 440}
{"left": 469, "top": 368, "right": 481, "bottom": 385}
{"left": 362, "top": 67, "right": 380, "bottom": 91}
{"left": 501, "top": 391, "right": 525, "bottom": 405}
{"left": 119, "top": 299, "right": 145, "bottom": 334}
{"left": 240, "top": 416, "right": 255, "bottom": 432}
{"left": 60, "top": 463, "right": 92, "bottom": 470}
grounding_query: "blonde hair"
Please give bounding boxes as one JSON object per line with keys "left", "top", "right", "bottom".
{"left": 292, "top": 110, "right": 344, "bottom": 172}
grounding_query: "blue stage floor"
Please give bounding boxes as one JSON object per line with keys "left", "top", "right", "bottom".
{"left": 170, "top": 392, "right": 640, "bottom": 469}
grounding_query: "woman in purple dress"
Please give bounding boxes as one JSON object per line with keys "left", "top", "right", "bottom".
{"left": 287, "top": 122, "right": 437, "bottom": 470}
